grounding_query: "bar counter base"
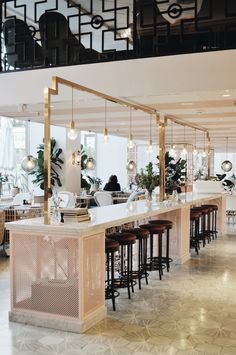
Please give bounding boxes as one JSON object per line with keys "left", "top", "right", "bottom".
{"left": 9, "top": 306, "right": 107, "bottom": 333}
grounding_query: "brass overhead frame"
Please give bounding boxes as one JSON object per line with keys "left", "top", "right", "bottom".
{"left": 43, "top": 76, "right": 158, "bottom": 224}
{"left": 157, "top": 114, "right": 211, "bottom": 201}
{"left": 43, "top": 76, "right": 210, "bottom": 223}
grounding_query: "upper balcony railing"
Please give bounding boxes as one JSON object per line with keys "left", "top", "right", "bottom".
{"left": 1, "top": 0, "right": 236, "bottom": 73}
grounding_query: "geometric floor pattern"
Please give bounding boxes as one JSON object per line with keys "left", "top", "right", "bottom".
{"left": 0, "top": 226, "right": 236, "bottom": 354}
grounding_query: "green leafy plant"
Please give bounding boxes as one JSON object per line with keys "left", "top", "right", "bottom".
{"left": 136, "top": 162, "right": 159, "bottom": 195}
{"left": 29, "top": 138, "right": 64, "bottom": 190}
{"left": 159, "top": 151, "right": 187, "bottom": 194}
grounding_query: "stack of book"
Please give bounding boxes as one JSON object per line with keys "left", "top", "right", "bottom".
{"left": 60, "top": 207, "right": 91, "bottom": 222}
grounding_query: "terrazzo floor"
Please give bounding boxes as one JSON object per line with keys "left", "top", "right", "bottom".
{"left": 1, "top": 227, "right": 236, "bottom": 355}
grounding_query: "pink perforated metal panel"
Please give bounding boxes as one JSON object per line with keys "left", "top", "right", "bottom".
{"left": 12, "top": 233, "right": 79, "bottom": 318}
{"left": 81, "top": 233, "right": 105, "bottom": 318}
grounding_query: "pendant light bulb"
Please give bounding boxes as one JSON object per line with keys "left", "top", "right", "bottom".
{"left": 169, "top": 146, "right": 176, "bottom": 157}
{"left": 128, "top": 133, "right": 134, "bottom": 149}
{"left": 103, "top": 127, "right": 109, "bottom": 144}
{"left": 67, "top": 120, "right": 78, "bottom": 140}
{"left": 147, "top": 139, "right": 153, "bottom": 152}
{"left": 202, "top": 151, "right": 207, "bottom": 158}
{"left": 193, "top": 148, "right": 198, "bottom": 155}
{"left": 68, "top": 88, "right": 78, "bottom": 140}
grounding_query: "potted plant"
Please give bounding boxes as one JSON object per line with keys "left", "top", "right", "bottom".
{"left": 29, "top": 138, "right": 64, "bottom": 190}
{"left": 158, "top": 151, "right": 187, "bottom": 196}
{"left": 136, "top": 162, "right": 159, "bottom": 200}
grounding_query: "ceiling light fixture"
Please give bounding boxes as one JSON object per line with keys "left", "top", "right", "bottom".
{"left": 222, "top": 89, "right": 231, "bottom": 98}
{"left": 193, "top": 128, "right": 198, "bottom": 155}
{"left": 147, "top": 114, "right": 153, "bottom": 152}
{"left": 169, "top": 120, "right": 176, "bottom": 157}
{"left": 67, "top": 88, "right": 78, "bottom": 140}
{"left": 181, "top": 125, "right": 187, "bottom": 158}
{"left": 21, "top": 155, "right": 38, "bottom": 172}
{"left": 127, "top": 160, "right": 136, "bottom": 172}
{"left": 103, "top": 100, "right": 109, "bottom": 144}
{"left": 202, "top": 132, "right": 207, "bottom": 157}
{"left": 221, "top": 137, "right": 232, "bottom": 172}
{"left": 128, "top": 107, "right": 134, "bottom": 149}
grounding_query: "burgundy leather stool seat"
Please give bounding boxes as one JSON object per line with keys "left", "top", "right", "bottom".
{"left": 122, "top": 227, "right": 149, "bottom": 289}
{"left": 148, "top": 219, "right": 173, "bottom": 272}
{"left": 105, "top": 238, "right": 120, "bottom": 311}
{"left": 139, "top": 224, "right": 166, "bottom": 280}
{"left": 106, "top": 232, "right": 136, "bottom": 299}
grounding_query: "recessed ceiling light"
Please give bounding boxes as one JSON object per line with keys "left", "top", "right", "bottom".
{"left": 223, "top": 89, "right": 231, "bottom": 97}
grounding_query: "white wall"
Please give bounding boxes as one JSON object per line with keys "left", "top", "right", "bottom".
{"left": 96, "top": 133, "right": 128, "bottom": 190}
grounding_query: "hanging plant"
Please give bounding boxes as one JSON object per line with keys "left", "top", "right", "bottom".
{"left": 29, "top": 138, "right": 64, "bottom": 190}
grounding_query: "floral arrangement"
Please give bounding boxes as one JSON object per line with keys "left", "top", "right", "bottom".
{"left": 136, "top": 162, "right": 159, "bottom": 196}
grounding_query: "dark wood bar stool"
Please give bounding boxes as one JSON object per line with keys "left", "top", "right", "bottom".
{"left": 105, "top": 238, "right": 120, "bottom": 311}
{"left": 106, "top": 232, "right": 136, "bottom": 299}
{"left": 139, "top": 223, "right": 166, "bottom": 280}
{"left": 190, "top": 210, "right": 201, "bottom": 254}
{"left": 148, "top": 219, "right": 173, "bottom": 272}
{"left": 201, "top": 204, "right": 218, "bottom": 240}
{"left": 122, "top": 227, "right": 149, "bottom": 289}
{"left": 191, "top": 206, "right": 210, "bottom": 246}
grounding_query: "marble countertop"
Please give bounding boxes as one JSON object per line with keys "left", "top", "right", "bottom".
{"left": 5, "top": 193, "right": 224, "bottom": 237}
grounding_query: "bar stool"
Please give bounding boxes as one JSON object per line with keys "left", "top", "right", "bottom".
{"left": 201, "top": 204, "right": 218, "bottom": 240}
{"left": 148, "top": 219, "right": 173, "bottom": 272}
{"left": 122, "top": 227, "right": 149, "bottom": 289}
{"left": 106, "top": 232, "right": 136, "bottom": 299}
{"left": 190, "top": 210, "right": 201, "bottom": 254}
{"left": 139, "top": 223, "right": 166, "bottom": 280}
{"left": 105, "top": 238, "right": 120, "bottom": 311}
{"left": 191, "top": 206, "right": 210, "bottom": 246}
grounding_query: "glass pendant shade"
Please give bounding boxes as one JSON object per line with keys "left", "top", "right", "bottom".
{"left": 21, "top": 155, "right": 37, "bottom": 172}
{"left": 127, "top": 160, "right": 136, "bottom": 172}
{"left": 103, "top": 127, "right": 109, "bottom": 144}
{"left": 147, "top": 139, "right": 153, "bottom": 152}
{"left": 193, "top": 148, "right": 198, "bottom": 155}
{"left": 169, "top": 147, "right": 176, "bottom": 157}
{"left": 221, "top": 160, "right": 232, "bottom": 172}
{"left": 202, "top": 151, "right": 207, "bottom": 157}
{"left": 85, "top": 157, "right": 96, "bottom": 170}
{"left": 67, "top": 120, "right": 78, "bottom": 140}
{"left": 128, "top": 133, "right": 134, "bottom": 149}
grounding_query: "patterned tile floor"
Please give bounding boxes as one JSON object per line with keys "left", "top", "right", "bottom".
{"left": 1, "top": 227, "right": 236, "bottom": 354}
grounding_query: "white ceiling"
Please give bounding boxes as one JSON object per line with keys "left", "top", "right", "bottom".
{"left": 0, "top": 49, "right": 236, "bottom": 153}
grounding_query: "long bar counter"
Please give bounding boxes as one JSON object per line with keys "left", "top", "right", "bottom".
{"left": 6, "top": 192, "right": 226, "bottom": 333}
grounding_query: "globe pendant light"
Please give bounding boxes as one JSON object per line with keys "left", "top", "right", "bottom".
{"left": 85, "top": 157, "right": 96, "bottom": 170}
{"left": 221, "top": 137, "right": 232, "bottom": 172}
{"left": 67, "top": 88, "right": 78, "bottom": 140}
{"left": 202, "top": 132, "right": 207, "bottom": 157}
{"left": 181, "top": 126, "right": 187, "bottom": 158}
{"left": 21, "top": 155, "right": 37, "bottom": 172}
{"left": 103, "top": 100, "right": 109, "bottom": 144}
{"left": 127, "top": 160, "right": 136, "bottom": 172}
{"left": 21, "top": 121, "right": 38, "bottom": 173}
{"left": 128, "top": 107, "right": 134, "bottom": 149}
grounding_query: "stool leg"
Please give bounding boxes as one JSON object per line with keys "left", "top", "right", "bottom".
{"left": 111, "top": 251, "right": 116, "bottom": 311}
{"left": 144, "top": 238, "right": 148, "bottom": 285}
{"left": 127, "top": 245, "right": 131, "bottom": 299}
{"left": 130, "top": 244, "right": 134, "bottom": 293}
{"left": 158, "top": 233, "right": 163, "bottom": 280}
{"left": 150, "top": 233, "right": 153, "bottom": 270}
{"left": 138, "top": 239, "right": 142, "bottom": 290}
{"left": 166, "top": 229, "right": 170, "bottom": 272}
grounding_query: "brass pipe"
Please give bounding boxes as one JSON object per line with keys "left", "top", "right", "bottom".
{"left": 44, "top": 88, "right": 51, "bottom": 225}
{"left": 159, "top": 123, "right": 166, "bottom": 202}
{"left": 207, "top": 132, "right": 211, "bottom": 179}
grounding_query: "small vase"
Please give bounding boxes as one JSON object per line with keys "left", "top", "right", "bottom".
{"left": 145, "top": 190, "right": 153, "bottom": 201}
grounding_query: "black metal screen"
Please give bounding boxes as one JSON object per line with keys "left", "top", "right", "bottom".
{"left": 1, "top": 0, "right": 236, "bottom": 73}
